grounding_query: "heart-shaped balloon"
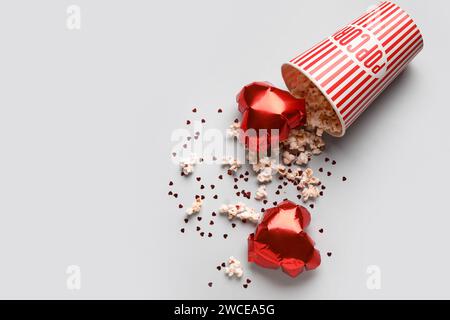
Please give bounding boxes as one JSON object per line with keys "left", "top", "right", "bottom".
{"left": 237, "top": 82, "right": 306, "bottom": 151}
{"left": 248, "top": 200, "right": 321, "bottom": 277}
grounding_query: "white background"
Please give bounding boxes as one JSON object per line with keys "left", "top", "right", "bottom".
{"left": 0, "top": 0, "right": 448, "bottom": 299}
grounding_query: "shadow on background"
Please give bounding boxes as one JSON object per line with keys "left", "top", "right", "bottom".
{"left": 327, "top": 66, "right": 417, "bottom": 150}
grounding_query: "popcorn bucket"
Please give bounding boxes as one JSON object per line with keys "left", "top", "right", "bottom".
{"left": 281, "top": 1, "right": 423, "bottom": 137}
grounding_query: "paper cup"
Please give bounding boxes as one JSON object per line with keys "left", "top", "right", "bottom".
{"left": 281, "top": 1, "right": 424, "bottom": 137}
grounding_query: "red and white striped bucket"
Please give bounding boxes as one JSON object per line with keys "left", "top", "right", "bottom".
{"left": 281, "top": 1, "right": 423, "bottom": 137}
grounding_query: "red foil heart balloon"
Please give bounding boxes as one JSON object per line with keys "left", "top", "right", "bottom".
{"left": 248, "top": 200, "right": 321, "bottom": 277}
{"left": 236, "top": 82, "right": 306, "bottom": 151}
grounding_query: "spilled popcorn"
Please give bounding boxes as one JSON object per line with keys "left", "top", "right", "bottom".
{"left": 222, "top": 157, "right": 242, "bottom": 173}
{"left": 219, "top": 203, "right": 261, "bottom": 223}
{"left": 257, "top": 167, "right": 274, "bottom": 184}
{"left": 179, "top": 155, "right": 198, "bottom": 176}
{"left": 254, "top": 185, "right": 268, "bottom": 201}
{"left": 250, "top": 155, "right": 321, "bottom": 203}
{"left": 251, "top": 156, "right": 276, "bottom": 184}
{"left": 299, "top": 168, "right": 319, "bottom": 187}
{"left": 283, "top": 128, "right": 325, "bottom": 158}
{"left": 282, "top": 151, "right": 296, "bottom": 165}
{"left": 302, "top": 185, "right": 321, "bottom": 202}
{"left": 279, "top": 128, "right": 323, "bottom": 203}
{"left": 224, "top": 256, "right": 243, "bottom": 278}
{"left": 296, "top": 152, "right": 310, "bottom": 166}
{"left": 227, "top": 121, "right": 241, "bottom": 139}
{"left": 186, "top": 197, "right": 203, "bottom": 216}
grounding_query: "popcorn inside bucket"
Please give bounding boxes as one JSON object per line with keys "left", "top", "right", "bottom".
{"left": 282, "top": 64, "right": 344, "bottom": 137}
